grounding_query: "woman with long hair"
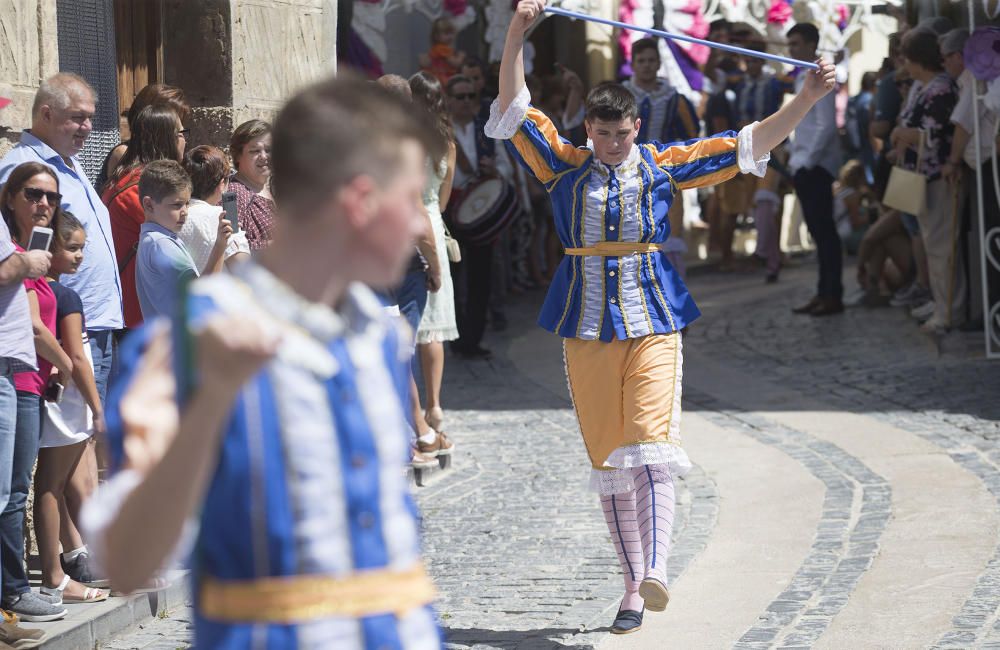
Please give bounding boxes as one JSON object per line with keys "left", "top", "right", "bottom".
{"left": 409, "top": 71, "right": 459, "bottom": 442}
{"left": 102, "top": 103, "right": 187, "bottom": 329}
{"left": 97, "top": 84, "right": 190, "bottom": 193}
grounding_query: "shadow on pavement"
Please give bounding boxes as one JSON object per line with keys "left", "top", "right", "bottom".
{"left": 443, "top": 625, "right": 608, "bottom": 649}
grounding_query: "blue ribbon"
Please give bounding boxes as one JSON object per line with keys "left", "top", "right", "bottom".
{"left": 542, "top": 6, "right": 821, "bottom": 71}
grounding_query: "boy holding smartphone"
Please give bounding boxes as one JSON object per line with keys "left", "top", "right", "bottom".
{"left": 82, "top": 78, "right": 444, "bottom": 649}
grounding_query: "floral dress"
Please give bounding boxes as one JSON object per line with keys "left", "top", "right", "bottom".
{"left": 900, "top": 72, "right": 957, "bottom": 181}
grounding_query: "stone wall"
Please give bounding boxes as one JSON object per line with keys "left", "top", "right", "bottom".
{"left": 160, "top": 0, "right": 338, "bottom": 151}
{"left": 1, "top": 0, "right": 338, "bottom": 158}
{"left": 0, "top": 0, "right": 59, "bottom": 158}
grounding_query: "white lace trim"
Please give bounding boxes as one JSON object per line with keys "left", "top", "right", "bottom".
{"left": 415, "top": 327, "right": 459, "bottom": 344}
{"left": 484, "top": 85, "right": 532, "bottom": 140}
{"left": 737, "top": 122, "right": 770, "bottom": 178}
{"left": 588, "top": 443, "right": 693, "bottom": 495}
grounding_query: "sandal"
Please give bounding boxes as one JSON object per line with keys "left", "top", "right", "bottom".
{"left": 41, "top": 574, "right": 110, "bottom": 605}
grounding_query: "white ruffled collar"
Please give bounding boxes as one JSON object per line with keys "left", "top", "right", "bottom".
{"left": 588, "top": 142, "right": 642, "bottom": 178}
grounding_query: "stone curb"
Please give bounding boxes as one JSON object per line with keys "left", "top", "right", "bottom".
{"left": 23, "top": 572, "right": 189, "bottom": 649}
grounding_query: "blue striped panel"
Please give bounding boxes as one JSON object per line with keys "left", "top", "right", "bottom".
{"left": 327, "top": 341, "right": 388, "bottom": 571}
{"left": 362, "top": 613, "right": 403, "bottom": 650}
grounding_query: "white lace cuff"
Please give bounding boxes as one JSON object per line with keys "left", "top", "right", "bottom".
{"left": 588, "top": 443, "right": 693, "bottom": 495}
{"left": 738, "top": 122, "right": 770, "bottom": 177}
{"left": 484, "top": 85, "right": 532, "bottom": 140}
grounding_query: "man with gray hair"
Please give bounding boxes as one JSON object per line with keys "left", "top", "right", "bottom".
{"left": 0, "top": 72, "right": 123, "bottom": 407}
{"left": 940, "top": 29, "right": 970, "bottom": 84}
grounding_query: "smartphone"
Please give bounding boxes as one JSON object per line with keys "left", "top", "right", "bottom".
{"left": 44, "top": 380, "right": 64, "bottom": 403}
{"left": 28, "top": 226, "right": 53, "bottom": 252}
{"left": 221, "top": 192, "right": 239, "bottom": 232}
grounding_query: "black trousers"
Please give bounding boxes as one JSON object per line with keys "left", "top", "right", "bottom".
{"left": 794, "top": 167, "right": 843, "bottom": 300}
{"left": 453, "top": 241, "right": 493, "bottom": 351}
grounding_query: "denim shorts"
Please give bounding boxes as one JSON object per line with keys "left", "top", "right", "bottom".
{"left": 901, "top": 212, "right": 921, "bottom": 237}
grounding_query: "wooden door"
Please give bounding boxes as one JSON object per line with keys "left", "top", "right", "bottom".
{"left": 114, "top": 0, "right": 164, "bottom": 138}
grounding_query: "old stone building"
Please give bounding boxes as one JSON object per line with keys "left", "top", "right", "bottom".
{"left": 0, "top": 0, "right": 338, "bottom": 182}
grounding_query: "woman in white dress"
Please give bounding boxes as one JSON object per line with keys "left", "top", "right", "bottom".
{"left": 410, "top": 72, "right": 458, "bottom": 431}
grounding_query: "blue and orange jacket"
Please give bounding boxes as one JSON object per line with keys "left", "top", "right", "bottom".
{"left": 490, "top": 94, "right": 753, "bottom": 340}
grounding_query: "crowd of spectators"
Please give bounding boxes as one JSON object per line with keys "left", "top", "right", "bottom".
{"left": 0, "top": 71, "right": 318, "bottom": 641}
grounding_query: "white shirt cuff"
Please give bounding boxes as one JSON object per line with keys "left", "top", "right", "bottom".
{"left": 738, "top": 122, "right": 770, "bottom": 178}
{"left": 484, "top": 85, "right": 532, "bottom": 140}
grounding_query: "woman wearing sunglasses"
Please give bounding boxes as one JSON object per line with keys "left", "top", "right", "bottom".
{"left": 0, "top": 161, "right": 74, "bottom": 622}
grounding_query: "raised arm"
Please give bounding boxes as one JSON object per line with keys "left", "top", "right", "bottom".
{"left": 499, "top": 0, "right": 545, "bottom": 113}
{"left": 751, "top": 59, "right": 836, "bottom": 159}
{"left": 88, "top": 316, "right": 277, "bottom": 593}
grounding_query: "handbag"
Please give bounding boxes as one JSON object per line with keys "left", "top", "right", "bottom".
{"left": 444, "top": 224, "right": 462, "bottom": 263}
{"left": 883, "top": 130, "right": 927, "bottom": 216}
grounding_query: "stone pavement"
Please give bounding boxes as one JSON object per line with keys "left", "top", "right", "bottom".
{"left": 104, "top": 258, "right": 1000, "bottom": 649}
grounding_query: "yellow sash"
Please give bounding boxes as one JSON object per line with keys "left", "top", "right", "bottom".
{"left": 199, "top": 563, "right": 436, "bottom": 624}
{"left": 564, "top": 242, "right": 662, "bottom": 256}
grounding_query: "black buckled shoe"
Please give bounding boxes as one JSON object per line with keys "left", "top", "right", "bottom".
{"left": 611, "top": 606, "right": 644, "bottom": 635}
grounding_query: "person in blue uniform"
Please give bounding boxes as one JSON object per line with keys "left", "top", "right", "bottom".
{"left": 80, "top": 78, "right": 446, "bottom": 650}
{"left": 489, "top": 0, "right": 836, "bottom": 635}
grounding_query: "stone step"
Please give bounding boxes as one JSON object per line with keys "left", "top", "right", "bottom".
{"left": 21, "top": 571, "right": 187, "bottom": 650}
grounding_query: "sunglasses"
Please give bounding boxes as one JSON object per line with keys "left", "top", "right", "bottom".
{"left": 22, "top": 187, "right": 62, "bottom": 205}
{"left": 451, "top": 93, "right": 478, "bottom": 101}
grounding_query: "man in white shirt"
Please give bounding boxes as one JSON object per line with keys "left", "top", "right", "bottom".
{"left": 787, "top": 23, "right": 844, "bottom": 316}
{"left": 447, "top": 74, "right": 514, "bottom": 358}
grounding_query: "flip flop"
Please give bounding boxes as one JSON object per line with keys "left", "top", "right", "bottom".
{"left": 40, "top": 574, "right": 110, "bottom": 605}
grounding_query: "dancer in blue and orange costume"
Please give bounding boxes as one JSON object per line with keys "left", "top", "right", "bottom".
{"left": 80, "top": 78, "right": 445, "bottom": 649}
{"left": 489, "top": 0, "right": 835, "bottom": 635}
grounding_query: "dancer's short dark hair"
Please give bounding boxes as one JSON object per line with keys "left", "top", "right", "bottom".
{"left": 585, "top": 82, "right": 638, "bottom": 123}
{"left": 788, "top": 23, "right": 820, "bottom": 47}
{"left": 270, "top": 74, "right": 443, "bottom": 212}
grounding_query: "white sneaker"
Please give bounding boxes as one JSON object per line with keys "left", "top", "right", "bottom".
{"left": 910, "top": 301, "right": 936, "bottom": 322}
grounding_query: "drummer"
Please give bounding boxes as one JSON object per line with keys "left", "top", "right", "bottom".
{"left": 446, "top": 74, "right": 516, "bottom": 360}
{"left": 488, "top": 0, "right": 837, "bottom": 635}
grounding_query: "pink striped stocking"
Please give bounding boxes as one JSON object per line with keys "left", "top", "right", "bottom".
{"left": 631, "top": 464, "right": 675, "bottom": 587}
{"left": 600, "top": 491, "right": 645, "bottom": 611}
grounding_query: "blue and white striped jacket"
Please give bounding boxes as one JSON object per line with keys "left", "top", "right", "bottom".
{"left": 96, "top": 262, "right": 442, "bottom": 650}
{"left": 486, "top": 86, "right": 768, "bottom": 341}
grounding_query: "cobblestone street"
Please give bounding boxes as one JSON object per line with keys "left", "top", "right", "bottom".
{"left": 107, "top": 258, "right": 1000, "bottom": 649}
